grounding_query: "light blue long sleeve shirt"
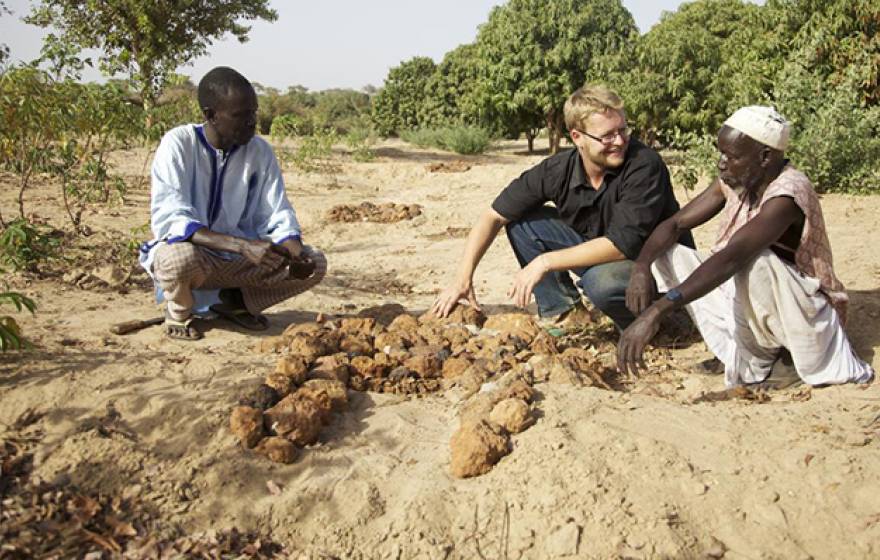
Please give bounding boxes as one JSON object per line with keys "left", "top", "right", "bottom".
{"left": 139, "top": 124, "right": 301, "bottom": 311}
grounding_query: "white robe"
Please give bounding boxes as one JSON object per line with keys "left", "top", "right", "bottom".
{"left": 139, "top": 124, "right": 301, "bottom": 311}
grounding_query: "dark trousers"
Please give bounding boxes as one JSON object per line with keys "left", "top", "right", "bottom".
{"left": 505, "top": 206, "right": 636, "bottom": 329}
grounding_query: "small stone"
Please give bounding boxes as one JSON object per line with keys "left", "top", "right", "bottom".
{"left": 301, "top": 379, "right": 348, "bottom": 412}
{"left": 254, "top": 437, "right": 297, "bottom": 464}
{"left": 489, "top": 398, "right": 534, "bottom": 434}
{"left": 264, "top": 373, "right": 295, "bottom": 397}
{"left": 449, "top": 420, "right": 510, "bottom": 478}
{"left": 264, "top": 393, "right": 325, "bottom": 445}
{"left": 230, "top": 406, "right": 265, "bottom": 449}
{"left": 275, "top": 355, "right": 310, "bottom": 384}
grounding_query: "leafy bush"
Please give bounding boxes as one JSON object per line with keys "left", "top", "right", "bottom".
{"left": 667, "top": 130, "right": 718, "bottom": 192}
{"left": 0, "top": 289, "right": 36, "bottom": 351}
{"left": 400, "top": 126, "right": 492, "bottom": 155}
{"left": 344, "top": 117, "right": 377, "bottom": 162}
{"left": 0, "top": 218, "right": 62, "bottom": 273}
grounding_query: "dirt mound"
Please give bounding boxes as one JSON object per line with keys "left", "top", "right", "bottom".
{"left": 326, "top": 202, "right": 423, "bottom": 223}
{"left": 425, "top": 161, "right": 472, "bottom": 173}
{"left": 239, "top": 306, "right": 622, "bottom": 465}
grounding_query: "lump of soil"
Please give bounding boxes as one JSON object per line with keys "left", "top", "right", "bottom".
{"left": 275, "top": 355, "right": 310, "bottom": 384}
{"left": 498, "top": 379, "right": 536, "bottom": 403}
{"left": 307, "top": 354, "right": 351, "bottom": 385}
{"left": 530, "top": 331, "right": 559, "bottom": 355}
{"left": 403, "top": 353, "right": 443, "bottom": 379}
{"left": 483, "top": 313, "right": 539, "bottom": 344}
{"left": 489, "top": 398, "right": 534, "bottom": 434}
{"left": 388, "top": 313, "right": 420, "bottom": 334}
{"left": 264, "top": 393, "right": 326, "bottom": 445}
{"left": 339, "top": 334, "right": 374, "bottom": 356}
{"left": 282, "top": 322, "right": 324, "bottom": 338}
{"left": 254, "top": 336, "right": 287, "bottom": 353}
{"left": 374, "top": 331, "right": 409, "bottom": 352}
{"left": 327, "top": 202, "right": 422, "bottom": 224}
{"left": 254, "top": 437, "right": 297, "bottom": 464}
{"left": 425, "top": 161, "right": 471, "bottom": 173}
{"left": 239, "top": 384, "right": 281, "bottom": 411}
{"left": 301, "top": 379, "right": 348, "bottom": 412}
{"left": 230, "top": 406, "right": 265, "bottom": 449}
{"left": 449, "top": 420, "right": 511, "bottom": 479}
{"left": 288, "top": 335, "right": 332, "bottom": 363}
{"left": 264, "top": 373, "right": 296, "bottom": 397}
{"left": 339, "top": 317, "right": 378, "bottom": 336}
{"left": 350, "top": 356, "right": 388, "bottom": 379}
{"left": 442, "top": 356, "right": 472, "bottom": 380}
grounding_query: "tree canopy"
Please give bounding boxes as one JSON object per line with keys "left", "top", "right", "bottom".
{"left": 26, "top": 0, "right": 277, "bottom": 114}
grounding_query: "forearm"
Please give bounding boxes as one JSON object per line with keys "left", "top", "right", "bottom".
{"left": 633, "top": 218, "right": 684, "bottom": 268}
{"left": 455, "top": 210, "right": 506, "bottom": 287}
{"left": 190, "top": 228, "right": 247, "bottom": 254}
{"left": 280, "top": 237, "right": 304, "bottom": 258}
{"left": 543, "top": 237, "right": 624, "bottom": 272}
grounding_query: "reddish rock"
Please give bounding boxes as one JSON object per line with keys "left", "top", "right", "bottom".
{"left": 282, "top": 322, "right": 324, "bottom": 338}
{"left": 388, "top": 313, "right": 420, "bottom": 334}
{"left": 403, "top": 353, "right": 443, "bottom": 378}
{"left": 307, "top": 354, "right": 350, "bottom": 385}
{"left": 301, "top": 379, "right": 348, "bottom": 412}
{"left": 374, "top": 331, "right": 408, "bottom": 352}
{"left": 483, "top": 313, "right": 539, "bottom": 344}
{"left": 490, "top": 398, "right": 534, "bottom": 434}
{"left": 530, "top": 331, "right": 559, "bottom": 355}
{"left": 275, "top": 355, "right": 310, "bottom": 384}
{"left": 264, "top": 373, "right": 295, "bottom": 397}
{"left": 254, "top": 437, "right": 297, "bottom": 464}
{"left": 288, "top": 335, "right": 331, "bottom": 363}
{"left": 449, "top": 420, "right": 510, "bottom": 478}
{"left": 442, "top": 356, "right": 472, "bottom": 380}
{"left": 339, "top": 317, "right": 377, "bottom": 337}
{"left": 339, "top": 334, "right": 374, "bottom": 356}
{"left": 239, "top": 384, "right": 281, "bottom": 410}
{"left": 264, "top": 393, "right": 326, "bottom": 445}
{"left": 350, "top": 355, "right": 388, "bottom": 378}
{"left": 254, "top": 336, "right": 287, "bottom": 353}
{"left": 230, "top": 406, "right": 265, "bottom": 449}
{"left": 498, "top": 380, "right": 536, "bottom": 403}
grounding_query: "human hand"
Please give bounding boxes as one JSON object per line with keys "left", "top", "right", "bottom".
{"left": 289, "top": 253, "right": 317, "bottom": 279}
{"left": 241, "top": 239, "right": 287, "bottom": 269}
{"left": 431, "top": 283, "right": 480, "bottom": 318}
{"left": 625, "top": 263, "right": 656, "bottom": 316}
{"left": 616, "top": 309, "right": 661, "bottom": 376}
{"left": 507, "top": 256, "right": 548, "bottom": 309}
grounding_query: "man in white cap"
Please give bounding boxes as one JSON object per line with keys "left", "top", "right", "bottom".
{"left": 616, "top": 106, "right": 874, "bottom": 388}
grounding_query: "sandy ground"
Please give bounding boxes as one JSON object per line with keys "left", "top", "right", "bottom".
{"left": 2, "top": 138, "right": 879, "bottom": 559}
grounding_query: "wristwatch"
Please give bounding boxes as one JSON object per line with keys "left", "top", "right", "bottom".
{"left": 665, "top": 288, "right": 684, "bottom": 304}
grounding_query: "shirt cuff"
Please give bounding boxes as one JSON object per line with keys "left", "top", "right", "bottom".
{"left": 167, "top": 222, "right": 205, "bottom": 244}
{"left": 274, "top": 233, "right": 302, "bottom": 245}
{"left": 605, "top": 231, "right": 641, "bottom": 261}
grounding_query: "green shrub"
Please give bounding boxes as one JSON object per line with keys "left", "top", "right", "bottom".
{"left": 0, "top": 289, "right": 35, "bottom": 351}
{"left": 400, "top": 126, "right": 492, "bottom": 155}
{"left": 0, "top": 218, "right": 61, "bottom": 273}
{"left": 668, "top": 130, "right": 718, "bottom": 192}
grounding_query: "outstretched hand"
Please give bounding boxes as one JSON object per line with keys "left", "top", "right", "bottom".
{"left": 507, "top": 256, "right": 548, "bottom": 309}
{"left": 616, "top": 310, "right": 661, "bottom": 376}
{"left": 625, "top": 263, "right": 656, "bottom": 316}
{"left": 431, "top": 284, "right": 481, "bottom": 318}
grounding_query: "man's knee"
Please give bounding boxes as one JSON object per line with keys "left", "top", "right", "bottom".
{"left": 153, "top": 242, "right": 206, "bottom": 286}
{"left": 305, "top": 247, "right": 328, "bottom": 284}
{"left": 579, "top": 261, "right": 632, "bottom": 311}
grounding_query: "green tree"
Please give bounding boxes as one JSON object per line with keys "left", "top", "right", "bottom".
{"left": 26, "top": 0, "right": 277, "bottom": 124}
{"left": 474, "top": 0, "right": 636, "bottom": 153}
{"left": 371, "top": 56, "right": 436, "bottom": 136}
{"left": 0, "top": 2, "right": 10, "bottom": 68}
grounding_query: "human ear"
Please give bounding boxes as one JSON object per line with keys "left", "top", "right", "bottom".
{"left": 202, "top": 107, "right": 215, "bottom": 121}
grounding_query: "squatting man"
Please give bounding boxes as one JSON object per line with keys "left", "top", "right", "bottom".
{"left": 432, "top": 84, "right": 692, "bottom": 330}
{"left": 139, "top": 66, "right": 326, "bottom": 340}
{"left": 617, "top": 106, "right": 874, "bottom": 388}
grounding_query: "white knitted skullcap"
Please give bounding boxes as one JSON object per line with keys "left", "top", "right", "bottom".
{"left": 723, "top": 106, "right": 791, "bottom": 151}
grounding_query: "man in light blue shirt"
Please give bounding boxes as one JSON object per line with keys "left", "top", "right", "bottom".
{"left": 140, "top": 67, "right": 326, "bottom": 340}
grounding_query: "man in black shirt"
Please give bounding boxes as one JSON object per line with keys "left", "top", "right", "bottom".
{"left": 431, "top": 84, "right": 692, "bottom": 329}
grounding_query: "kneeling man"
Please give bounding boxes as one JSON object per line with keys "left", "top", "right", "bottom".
{"left": 432, "top": 84, "right": 692, "bottom": 329}
{"left": 618, "top": 106, "right": 873, "bottom": 387}
{"left": 139, "top": 66, "right": 326, "bottom": 340}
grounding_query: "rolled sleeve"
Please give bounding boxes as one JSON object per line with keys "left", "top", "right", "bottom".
{"left": 605, "top": 156, "right": 673, "bottom": 260}
{"left": 491, "top": 158, "right": 557, "bottom": 222}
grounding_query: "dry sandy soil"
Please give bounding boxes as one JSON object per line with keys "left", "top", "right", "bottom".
{"left": 2, "top": 138, "right": 879, "bottom": 559}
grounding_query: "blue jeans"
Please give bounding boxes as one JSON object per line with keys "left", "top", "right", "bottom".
{"left": 505, "top": 206, "right": 636, "bottom": 329}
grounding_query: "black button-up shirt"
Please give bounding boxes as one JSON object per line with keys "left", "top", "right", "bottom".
{"left": 491, "top": 139, "right": 693, "bottom": 260}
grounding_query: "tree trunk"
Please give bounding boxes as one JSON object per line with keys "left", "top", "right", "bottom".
{"left": 525, "top": 129, "right": 535, "bottom": 153}
{"left": 546, "top": 110, "right": 564, "bottom": 154}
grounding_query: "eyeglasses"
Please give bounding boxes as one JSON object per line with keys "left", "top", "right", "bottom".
{"left": 576, "top": 126, "right": 632, "bottom": 145}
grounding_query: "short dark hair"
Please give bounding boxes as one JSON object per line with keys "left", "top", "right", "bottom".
{"left": 198, "top": 67, "right": 253, "bottom": 110}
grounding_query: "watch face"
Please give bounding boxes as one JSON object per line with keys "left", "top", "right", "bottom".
{"left": 666, "top": 288, "right": 683, "bottom": 303}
